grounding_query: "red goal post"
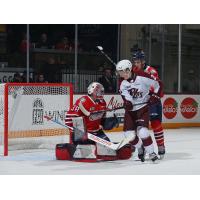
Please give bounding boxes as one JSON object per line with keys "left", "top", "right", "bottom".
{"left": 0, "top": 83, "right": 73, "bottom": 156}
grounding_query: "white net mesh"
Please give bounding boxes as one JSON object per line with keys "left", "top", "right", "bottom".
{"left": 0, "top": 83, "right": 72, "bottom": 155}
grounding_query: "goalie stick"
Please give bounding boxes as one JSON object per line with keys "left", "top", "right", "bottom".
{"left": 44, "top": 116, "right": 134, "bottom": 151}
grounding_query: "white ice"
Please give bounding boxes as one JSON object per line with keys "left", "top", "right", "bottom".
{"left": 0, "top": 128, "right": 200, "bottom": 175}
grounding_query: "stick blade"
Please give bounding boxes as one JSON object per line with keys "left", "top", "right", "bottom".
{"left": 116, "top": 133, "right": 135, "bottom": 150}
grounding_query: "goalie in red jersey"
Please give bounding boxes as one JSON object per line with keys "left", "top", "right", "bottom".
{"left": 55, "top": 82, "right": 132, "bottom": 162}
{"left": 65, "top": 82, "right": 111, "bottom": 143}
{"left": 132, "top": 49, "right": 165, "bottom": 159}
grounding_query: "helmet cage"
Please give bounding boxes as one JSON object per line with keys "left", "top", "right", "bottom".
{"left": 87, "top": 82, "right": 104, "bottom": 100}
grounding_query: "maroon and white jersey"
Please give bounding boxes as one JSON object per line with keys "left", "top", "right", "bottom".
{"left": 65, "top": 95, "right": 106, "bottom": 132}
{"left": 120, "top": 71, "right": 161, "bottom": 111}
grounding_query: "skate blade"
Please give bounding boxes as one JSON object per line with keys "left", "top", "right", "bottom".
{"left": 158, "top": 155, "right": 165, "bottom": 160}
{"left": 134, "top": 158, "right": 160, "bottom": 164}
{"left": 151, "top": 158, "right": 159, "bottom": 164}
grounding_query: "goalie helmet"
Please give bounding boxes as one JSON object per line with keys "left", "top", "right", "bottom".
{"left": 87, "top": 82, "right": 104, "bottom": 100}
{"left": 116, "top": 60, "right": 132, "bottom": 72}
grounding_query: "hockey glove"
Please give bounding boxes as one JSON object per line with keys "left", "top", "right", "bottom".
{"left": 149, "top": 93, "right": 160, "bottom": 105}
{"left": 101, "top": 114, "right": 119, "bottom": 130}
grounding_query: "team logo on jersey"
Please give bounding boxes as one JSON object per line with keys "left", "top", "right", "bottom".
{"left": 163, "top": 97, "right": 178, "bottom": 119}
{"left": 32, "top": 98, "right": 44, "bottom": 125}
{"left": 129, "top": 88, "right": 143, "bottom": 98}
{"left": 180, "top": 97, "right": 198, "bottom": 119}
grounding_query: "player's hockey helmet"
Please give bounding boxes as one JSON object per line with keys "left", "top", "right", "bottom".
{"left": 87, "top": 82, "right": 104, "bottom": 99}
{"left": 132, "top": 49, "right": 145, "bottom": 61}
{"left": 116, "top": 59, "right": 132, "bottom": 72}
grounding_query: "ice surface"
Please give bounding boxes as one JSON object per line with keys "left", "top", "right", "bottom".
{"left": 0, "top": 128, "right": 200, "bottom": 175}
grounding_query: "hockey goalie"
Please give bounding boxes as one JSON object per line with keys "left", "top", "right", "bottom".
{"left": 56, "top": 82, "right": 133, "bottom": 162}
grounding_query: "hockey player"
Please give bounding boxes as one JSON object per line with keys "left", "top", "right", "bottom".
{"left": 65, "top": 82, "right": 110, "bottom": 144}
{"left": 56, "top": 82, "right": 132, "bottom": 162}
{"left": 116, "top": 59, "right": 163, "bottom": 162}
{"left": 132, "top": 49, "right": 165, "bottom": 159}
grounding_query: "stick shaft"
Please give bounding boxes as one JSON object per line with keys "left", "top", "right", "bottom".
{"left": 44, "top": 115, "right": 120, "bottom": 150}
{"left": 97, "top": 46, "right": 117, "bottom": 66}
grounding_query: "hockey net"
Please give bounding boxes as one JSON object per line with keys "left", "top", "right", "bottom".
{"left": 0, "top": 83, "right": 73, "bottom": 156}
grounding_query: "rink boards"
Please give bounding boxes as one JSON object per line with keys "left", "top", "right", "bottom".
{"left": 74, "top": 94, "right": 200, "bottom": 130}
{"left": 1, "top": 94, "right": 199, "bottom": 141}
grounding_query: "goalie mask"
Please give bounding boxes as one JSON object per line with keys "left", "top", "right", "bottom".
{"left": 87, "top": 82, "right": 104, "bottom": 100}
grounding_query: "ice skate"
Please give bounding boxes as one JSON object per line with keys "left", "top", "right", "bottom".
{"left": 149, "top": 152, "right": 159, "bottom": 163}
{"left": 138, "top": 145, "right": 145, "bottom": 162}
{"left": 158, "top": 145, "right": 165, "bottom": 160}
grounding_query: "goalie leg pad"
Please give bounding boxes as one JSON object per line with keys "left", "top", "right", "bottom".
{"left": 96, "top": 143, "right": 117, "bottom": 161}
{"left": 72, "top": 117, "right": 88, "bottom": 143}
{"left": 72, "top": 144, "right": 97, "bottom": 162}
{"left": 117, "top": 144, "right": 133, "bottom": 160}
{"left": 55, "top": 143, "right": 97, "bottom": 162}
{"left": 96, "top": 143, "right": 116, "bottom": 156}
{"left": 73, "top": 144, "right": 96, "bottom": 159}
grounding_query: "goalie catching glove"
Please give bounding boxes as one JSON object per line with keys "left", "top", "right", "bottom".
{"left": 101, "top": 114, "right": 119, "bottom": 130}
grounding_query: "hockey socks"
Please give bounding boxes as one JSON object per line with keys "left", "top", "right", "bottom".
{"left": 151, "top": 120, "right": 165, "bottom": 147}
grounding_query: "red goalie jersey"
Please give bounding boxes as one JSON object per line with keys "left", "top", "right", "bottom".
{"left": 65, "top": 95, "right": 106, "bottom": 132}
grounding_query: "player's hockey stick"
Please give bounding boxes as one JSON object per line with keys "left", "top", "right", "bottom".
{"left": 91, "top": 101, "right": 149, "bottom": 115}
{"left": 96, "top": 46, "right": 117, "bottom": 67}
{"left": 44, "top": 116, "right": 134, "bottom": 150}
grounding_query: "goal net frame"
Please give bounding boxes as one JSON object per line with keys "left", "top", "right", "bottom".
{"left": 0, "top": 82, "right": 73, "bottom": 156}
